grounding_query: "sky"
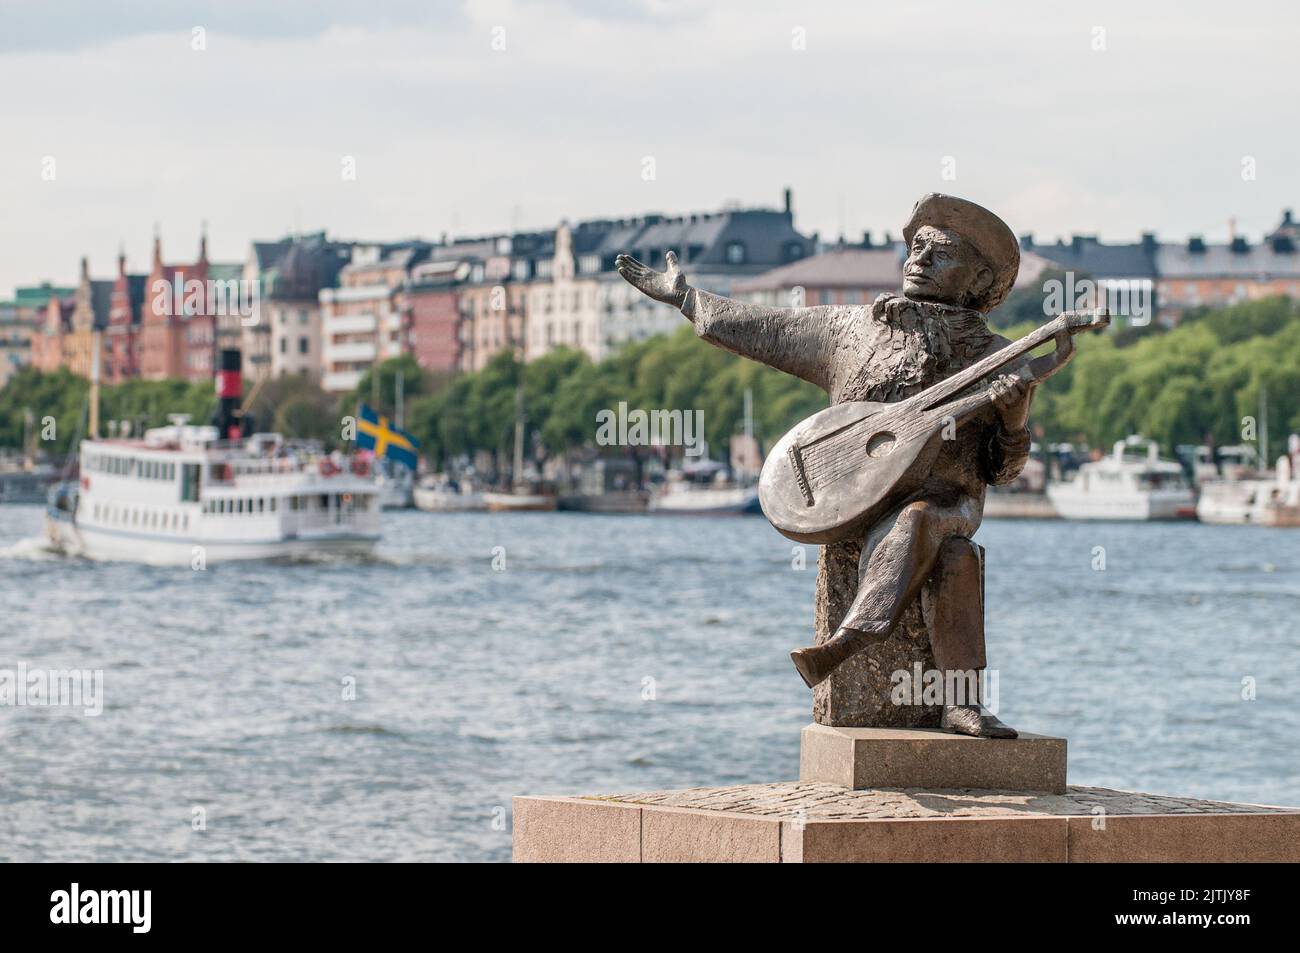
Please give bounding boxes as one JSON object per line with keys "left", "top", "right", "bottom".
{"left": 2, "top": 0, "right": 1298, "bottom": 296}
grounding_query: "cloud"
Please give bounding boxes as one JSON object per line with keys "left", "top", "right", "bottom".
{"left": 1, "top": 0, "right": 1297, "bottom": 295}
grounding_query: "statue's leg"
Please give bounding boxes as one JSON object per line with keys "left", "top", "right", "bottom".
{"left": 923, "top": 539, "right": 1017, "bottom": 739}
{"left": 790, "top": 497, "right": 978, "bottom": 688}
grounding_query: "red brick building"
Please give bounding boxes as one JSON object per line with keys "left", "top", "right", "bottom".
{"left": 140, "top": 231, "right": 209, "bottom": 381}
{"left": 402, "top": 259, "right": 470, "bottom": 375}
{"left": 104, "top": 250, "right": 147, "bottom": 383}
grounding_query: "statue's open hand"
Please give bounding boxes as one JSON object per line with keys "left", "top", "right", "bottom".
{"left": 989, "top": 374, "right": 1033, "bottom": 430}
{"left": 615, "top": 251, "right": 688, "bottom": 309}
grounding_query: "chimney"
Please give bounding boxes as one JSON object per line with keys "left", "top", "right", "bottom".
{"left": 862, "top": 231, "right": 872, "bottom": 249}
{"left": 1188, "top": 236, "right": 1206, "bottom": 254}
{"left": 80, "top": 256, "right": 89, "bottom": 280}
{"left": 1019, "top": 233, "right": 1034, "bottom": 250}
{"left": 198, "top": 221, "right": 209, "bottom": 264}
{"left": 783, "top": 187, "right": 793, "bottom": 217}
{"left": 213, "top": 349, "right": 244, "bottom": 441}
{"left": 152, "top": 227, "right": 163, "bottom": 269}
{"left": 117, "top": 244, "right": 127, "bottom": 277}
{"left": 1141, "top": 232, "right": 1156, "bottom": 253}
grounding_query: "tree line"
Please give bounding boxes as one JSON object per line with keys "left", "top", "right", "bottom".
{"left": 3, "top": 295, "right": 1299, "bottom": 465}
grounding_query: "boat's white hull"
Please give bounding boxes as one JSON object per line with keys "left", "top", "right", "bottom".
{"left": 45, "top": 515, "right": 378, "bottom": 565}
{"left": 1197, "top": 483, "right": 1260, "bottom": 525}
{"left": 1198, "top": 479, "right": 1300, "bottom": 526}
{"left": 1046, "top": 485, "right": 1193, "bottom": 521}
{"left": 648, "top": 486, "right": 760, "bottom": 515}
{"left": 412, "top": 487, "right": 487, "bottom": 512}
{"left": 481, "top": 492, "right": 557, "bottom": 512}
{"left": 377, "top": 481, "right": 413, "bottom": 509}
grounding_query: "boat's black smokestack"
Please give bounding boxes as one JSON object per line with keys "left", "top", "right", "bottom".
{"left": 213, "top": 349, "right": 246, "bottom": 441}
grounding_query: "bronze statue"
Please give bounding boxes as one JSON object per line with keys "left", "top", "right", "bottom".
{"left": 617, "top": 194, "right": 1105, "bottom": 739}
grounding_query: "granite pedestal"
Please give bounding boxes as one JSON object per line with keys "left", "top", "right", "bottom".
{"left": 799, "top": 723, "right": 1067, "bottom": 793}
{"left": 513, "top": 725, "right": 1298, "bottom": 862}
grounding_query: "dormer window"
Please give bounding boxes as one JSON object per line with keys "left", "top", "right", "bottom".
{"left": 784, "top": 241, "right": 805, "bottom": 263}
{"left": 725, "top": 241, "right": 747, "bottom": 265}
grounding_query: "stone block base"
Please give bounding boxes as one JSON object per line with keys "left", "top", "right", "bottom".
{"left": 512, "top": 783, "right": 1300, "bottom": 863}
{"left": 799, "top": 723, "right": 1067, "bottom": 793}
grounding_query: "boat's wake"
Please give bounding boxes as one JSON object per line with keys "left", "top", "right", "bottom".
{"left": 0, "top": 535, "right": 64, "bottom": 562}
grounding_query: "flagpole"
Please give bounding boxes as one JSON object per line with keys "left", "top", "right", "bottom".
{"left": 395, "top": 370, "right": 404, "bottom": 430}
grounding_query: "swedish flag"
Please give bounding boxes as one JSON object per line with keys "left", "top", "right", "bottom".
{"left": 356, "top": 404, "right": 419, "bottom": 470}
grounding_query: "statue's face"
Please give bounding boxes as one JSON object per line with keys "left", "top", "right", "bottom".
{"left": 903, "top": 225, "right": 990, "bottom": 308}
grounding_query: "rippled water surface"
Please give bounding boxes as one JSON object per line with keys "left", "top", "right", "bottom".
{"left": 1, "top": 504, "right": 1298, "bottom": 861}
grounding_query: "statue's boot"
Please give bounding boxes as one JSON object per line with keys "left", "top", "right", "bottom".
{"left": 790, "top": 624, "right": 890, "bottom": 688}
{"left": 940, "top": 704, "right": 1019, "bottom": 739}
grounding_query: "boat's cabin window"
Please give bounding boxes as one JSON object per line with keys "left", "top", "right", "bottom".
{"left": 1137, "top": 472, "right": 1185, "bottom": 491}
{"left": 180, "top": 463, "right": 201, "bottom": 502}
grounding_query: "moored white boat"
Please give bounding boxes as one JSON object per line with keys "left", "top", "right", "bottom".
{"left": 1198, "top": 452, "right": 1300, "bottom": 527}
{"left": 648, "top": 483, "right": 760, "bottom": 515}
{"left": 1046, "top": 436, "right": 1194, "bottom": 521}
{"left": 44, "top": 423, "right": 381, "bottom": 564}
{"left": 481, "top": 491, "right": 557, "bottom": 512}
{"left": 413, "top": 475, "right": 487, "bottom": 512}
{"left": 374, "top": 458, "right": 414, "bottom": 509}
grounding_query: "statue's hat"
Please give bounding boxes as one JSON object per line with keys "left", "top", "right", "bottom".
{"left": 902, "top": 193, "right": 1020, "bottom": 312}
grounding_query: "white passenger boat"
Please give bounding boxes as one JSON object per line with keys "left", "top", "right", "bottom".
{"left": 44, "top": 422, "right": 381, "bottom": 564}
{"left": 1046, "top": 436, "right": 1194, "bottom": 521}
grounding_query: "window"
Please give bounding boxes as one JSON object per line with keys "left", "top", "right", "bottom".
{"left": 180, "top": 463, "right": 201, "bottom": 502}
{"left": 279, "top": 338, "right": 287, "bottom": 353}
{"left": 299, "top": 337, "right": 308, "bottom": 354}
{"left": 725, "top": 241, "right": 746, "bottom": 265}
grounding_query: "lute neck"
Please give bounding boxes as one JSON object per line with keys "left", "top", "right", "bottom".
{"left": 909, "top": 312, "right": 1070, "bottom": 415}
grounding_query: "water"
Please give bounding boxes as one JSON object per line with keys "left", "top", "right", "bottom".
{"left": 1, "top": 504, "right": 1297, "bottom": 861}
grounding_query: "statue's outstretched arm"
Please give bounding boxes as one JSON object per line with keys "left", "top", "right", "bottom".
{"left": 616, "top": 252, "right": 840, "bottom": 392}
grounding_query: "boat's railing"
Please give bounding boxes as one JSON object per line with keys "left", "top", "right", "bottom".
{"left": 206, "top": 456, "right": 373, "bottom": 487}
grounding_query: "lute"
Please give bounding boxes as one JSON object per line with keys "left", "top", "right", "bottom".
{"left": 758, "top": 309, "right": 1110, "bottom": 544}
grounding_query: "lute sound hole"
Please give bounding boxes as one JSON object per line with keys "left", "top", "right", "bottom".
{"left": 865, "top": 432, "right": 896, "bottom": 458}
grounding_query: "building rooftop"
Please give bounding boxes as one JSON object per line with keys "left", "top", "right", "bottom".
{"left": 1155, "top": 240, "right": 1300, "bottom": 279}
{"left": 15, "top": 283, "right": 75, "bottom": 309}
{"left": 733, "top": 247, "right": 903, "bottom": 292}
{"left": 1021, "top": 235, "right": 1158, "bottom": 280}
